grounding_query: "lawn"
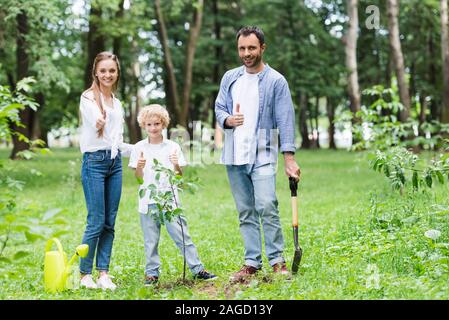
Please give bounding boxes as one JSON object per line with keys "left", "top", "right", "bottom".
{"left": 1, "top": 147, "right": 449, "bottom": 300}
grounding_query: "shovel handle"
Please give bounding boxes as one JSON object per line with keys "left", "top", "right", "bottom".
{"left": 289, "top": 177, "right": 299, "bottom": 228}
{"left": 291, "top": 196, "right": 298, "bottom": 227}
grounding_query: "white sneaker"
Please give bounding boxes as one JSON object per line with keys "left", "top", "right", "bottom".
{"left": 97, "top": 274, "right": 117, "bottom": 291}
{"left": 80, "top": 274, "right": 98, "bottom": 289}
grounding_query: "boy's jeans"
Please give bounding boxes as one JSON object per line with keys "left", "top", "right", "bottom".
{"left": 80, "top": 150, "right": 122, "bottom": 274}
{"left": 140, "top": 204, "right": 204, "bottom": 277}
{"left": 226, "top": 163, "right": 285, "bottom": 269}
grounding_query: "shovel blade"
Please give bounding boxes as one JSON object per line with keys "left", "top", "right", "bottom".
{"left": 291, "top": 247, "right": 303, "bottom": 274}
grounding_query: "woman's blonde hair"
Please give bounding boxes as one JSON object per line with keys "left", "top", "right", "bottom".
{"left": 137, "top": 104, "right": 170, "bottom": 129}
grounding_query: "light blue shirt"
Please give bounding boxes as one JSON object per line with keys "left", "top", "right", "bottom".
{"left": 215, "top": 64, "right": 296, "bottom": 168}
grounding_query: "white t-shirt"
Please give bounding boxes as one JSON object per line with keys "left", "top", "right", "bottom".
{"left": 79, "top": 91, "right": 132, "bottom": 158}
{"left": 128, "top": 138, "right": 187, "bottom": 214}
{"left": 231, "top": 69, "right": 260, "bottom": 165}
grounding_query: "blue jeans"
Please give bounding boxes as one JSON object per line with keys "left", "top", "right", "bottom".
{"left": 226, "top": 163, "right": 285, "bottom": 269}
{"left": 80, "top": 150, "right": 122, "bottom": 274}
{"left": 140, "top": 204, "right": 204, "bottom": 277}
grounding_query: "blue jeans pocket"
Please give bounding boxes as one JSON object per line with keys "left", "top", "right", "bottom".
{"left": 87, "top": 152, "right": 105, "bottom": 162}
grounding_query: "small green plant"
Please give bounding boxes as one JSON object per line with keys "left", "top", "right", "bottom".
{"left": 370, "top": 144, "right": 449, "bottom": 193}
{"left": 138, "top": 158, "right": 199, "bottom": 281}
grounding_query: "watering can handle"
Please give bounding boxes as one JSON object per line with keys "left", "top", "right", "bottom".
{"left": 45, "top": 238, "right": 64, "bottom": 255}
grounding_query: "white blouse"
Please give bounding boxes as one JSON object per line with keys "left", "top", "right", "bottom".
{"left": 79, "top": 92, "right": 132, "bottom": 158}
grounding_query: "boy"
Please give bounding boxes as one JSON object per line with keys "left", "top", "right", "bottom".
{"left": 129, "top": 104, "right": 217, "bottom": 285}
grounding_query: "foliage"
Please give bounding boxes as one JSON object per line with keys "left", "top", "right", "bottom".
{"left": 0, "top": 78, "right": 63, "bottom": 278}
{"left": 370, "top": 146, "right": 449, "bottom": 193}
{"left": 3, "top": 148, "right": 449, "bottom": 299}
{"left": 344, "top": 84, "right": 449, "bottom": 193}
{"left": 138, "top": 158, "right": 198, "bottom": 225}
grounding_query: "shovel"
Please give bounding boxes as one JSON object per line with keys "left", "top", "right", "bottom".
{"left": 289, "top": 177, "right": 303, "bottom": 274}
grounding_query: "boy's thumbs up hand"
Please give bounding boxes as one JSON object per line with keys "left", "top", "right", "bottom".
{"left": 137, "top": 151, "right": 146, "bottom": 169}
{"left": 169, "top": 148, "right": 179, "bottom": 166}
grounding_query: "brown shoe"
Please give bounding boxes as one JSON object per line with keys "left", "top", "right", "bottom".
{"left": 229, "top": 265, "right": 259, "bottom": 283}
{"left": 273, "top": 262, "right": 290, "bottom": 276}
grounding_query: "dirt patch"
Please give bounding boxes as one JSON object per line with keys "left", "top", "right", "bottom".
{"left": 196, "top": 282, "right": 220, "bottom": 298}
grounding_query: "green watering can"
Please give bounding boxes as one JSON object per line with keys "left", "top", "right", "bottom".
{"left": 44, "top": 238, "right": 89, "bottom": 292}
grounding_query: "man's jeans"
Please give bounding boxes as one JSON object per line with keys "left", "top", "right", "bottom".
{"left": 80, "top": 150, "right": 122, "bottom": 274}
{"left": 226, "top": 163, "right": 285, "bottom": 269}
{"left": 140, "top": 204, "right": 204, "bottom": 277}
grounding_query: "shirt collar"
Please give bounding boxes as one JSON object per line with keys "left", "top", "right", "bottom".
{"left": 237, "top": 63, "right": 270, "bottom": 80}
{"left": 145, "top": 136, "right": 168, "bottom": 146}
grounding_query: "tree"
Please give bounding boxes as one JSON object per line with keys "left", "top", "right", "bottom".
{"left": 386, "top": 0, "right": 411, "bottom": 121}
{"left": 154, "top": 0, "right": 205, "bottom": 129}
{"left": 345, "top": 0, "right": 361, "bottom": 117}
{"left": 441, "top": 0, "right": 449, "bottom": 123}
{"left": 84, "top": 0, "right": 106, "bottom": 90}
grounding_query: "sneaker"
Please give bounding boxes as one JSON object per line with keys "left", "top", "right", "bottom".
{"left": 229, "top": 265, "right": 259, "bottom": 283}
{"left": 273, "top": 262, "right": 290, "bottom": 276}
{"left": 80, "top": 274, "right": 98, "bottom": 289}
{"left": 144, "top": 275, "right": 159, "bottom": 286}
{"left": 97, "top": 274, "right": 117, "bottom": 291}
{"left": 194, "top": 269, "right": 218, "bottom": 281}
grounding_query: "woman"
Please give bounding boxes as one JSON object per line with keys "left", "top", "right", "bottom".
{"left": 79, "top": 52, "right": 132, "bottom": 290}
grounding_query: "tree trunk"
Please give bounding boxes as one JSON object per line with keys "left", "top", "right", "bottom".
{"left": 345, "top": 0, "right": 361, "bottom": 115}
{"left": 180, "top": 0, "right": 204, "bottom": 128}
{"left": 211, "top": 0, "right": 221, "bottom": 129}
{"left": 386, "top": 0, "right": 411, "bottom": 121}
{"left": 0, "top": 9, "right": 5, "bottom": 55}
{"left": 10, "top": 11, "right": 31, "bottom": 159}
{"left": 315, "top": 95, "right": 320, "bottom": 149}
{"left": 441, "top": 0, "right": 449, "bottom": 122}
{"left": 299, "top": 93, "right": 310, "bottom": 149}
{"left": 154, "top": 0, "right": 179, "bottom": 126}
{"left": 84, "top": 1, "right": 105, "bottom": 90}
{"left": 326, "top": 97, "right": 336, "bottom": 149}
{"left": 428, "top": 32, "right": 439, "bottom": 121}
{"left": 32, "top": 92, "right": 45, "bottom": 142}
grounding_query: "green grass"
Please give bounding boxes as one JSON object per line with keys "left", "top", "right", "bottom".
{"left": 1, "top": 147, "right": 449, "bottom": 299}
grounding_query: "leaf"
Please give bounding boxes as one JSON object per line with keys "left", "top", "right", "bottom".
{"left": 51, "top": 229, "right": 70, "bottom": 238}
{"left": 13, "top": 251, "right": 30, "bottom": 260}
{"left": 436, "top": 171, "right": 445, "bottom": 184}
{"left": 173, "top": 208, "right": 183, "bottom": 216}
{"left": 42, "top": 208, "right": 63, "bottom": 222}
{"left": 401, "top": 216, "right": 419, "bottom": 225}
{"left": 0, "top": 257, "right": 12, "bottom": 264}
{"left": 383, "top": 164, "right": 390, "bottom": 177}
{"left": 139, "top": 188, "right": 146, "bottom": 199}
{"left": 25, "top": 231, "right": 44, "bottom": 242}
{"left": 136, "top": 177, "right": 144, "bottom": 185}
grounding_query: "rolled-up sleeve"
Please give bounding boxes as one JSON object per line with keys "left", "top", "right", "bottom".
{"left": 79, "top": 95, "right": 100, "bottom": 129}
{"left": 215, "top": 72, "right": 231, "bottom": 129}
{"left": 274, "top": 77, "right": 296, "bottom": 154}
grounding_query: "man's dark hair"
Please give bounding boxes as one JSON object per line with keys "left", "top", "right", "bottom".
{"left": 236, "top": 26, "right": 265, "bottom": 45}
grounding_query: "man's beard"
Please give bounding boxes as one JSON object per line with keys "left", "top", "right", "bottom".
{"left": 242, "top": 54, "right": 262, "bottom": 68}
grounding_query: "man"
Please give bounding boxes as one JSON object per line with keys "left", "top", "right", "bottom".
{"left": 215, "top": 26, "right": 301, "bottom": 282}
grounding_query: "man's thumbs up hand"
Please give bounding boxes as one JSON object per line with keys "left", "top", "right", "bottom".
{"left": 225, "top": 102, "right": 244, "bottom": 127}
